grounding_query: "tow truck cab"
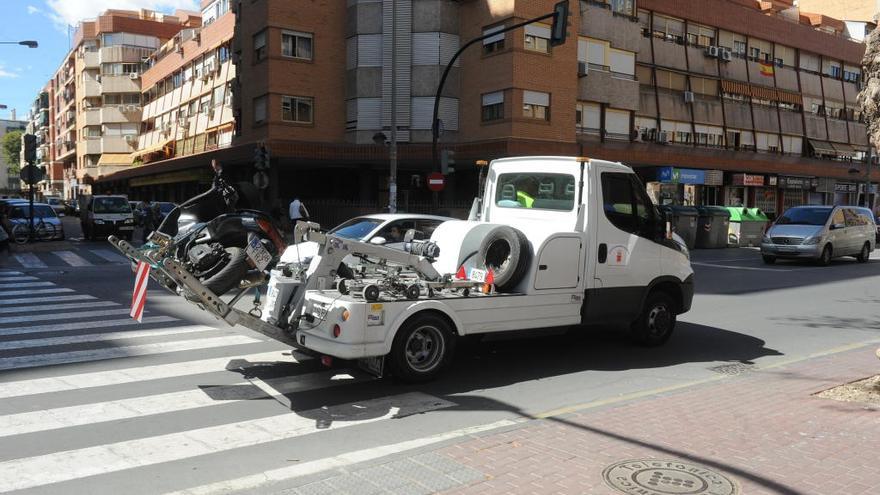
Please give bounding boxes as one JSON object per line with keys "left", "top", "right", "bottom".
{"left": 291, "top": 157, "right": 693, "bottom": 380}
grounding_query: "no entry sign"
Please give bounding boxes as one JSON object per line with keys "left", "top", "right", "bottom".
{"left": 427, "top": 172, "right": 445, "bottom": 192}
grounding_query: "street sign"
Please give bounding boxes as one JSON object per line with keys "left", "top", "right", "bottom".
{"left": 253, "top": 171, "right": 269, "bottom": 190}
{"left": 20, "top": 165, "right": 44, "bottom": 185}
{"left": 427, "top": 172, "right": 445, "bottom": 192}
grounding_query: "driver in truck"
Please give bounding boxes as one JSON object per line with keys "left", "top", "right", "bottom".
{"left": 516, "top": 177, "right": 539, "bottom": 208}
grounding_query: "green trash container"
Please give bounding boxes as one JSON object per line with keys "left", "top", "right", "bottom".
{"left": 660, "top": 205, "right": 699, "bottom": 249}
{"left": 725, "top": 207, "right": 746, "bottom": 247}
{"left": 740, "top": 208, "right": 769, "bottom": 247}
{"left": 696, "top": 206, "right": 731, "bottom": 249}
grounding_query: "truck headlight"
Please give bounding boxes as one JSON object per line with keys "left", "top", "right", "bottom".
{"left": 124, "top": 218, "right": 134, "bottom": 224}
{"left": 762, "top": 233, "right": 771, "bottom": 244}
{"left": 803, "top": 236, "right": 822, "bottom": 245}
{"left": 94, "top": 219, "right": 104, "bottom": 224}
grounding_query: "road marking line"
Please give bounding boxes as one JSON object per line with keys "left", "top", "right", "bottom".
{"left": 0, "top": 316, "right": 177, "bottom": 338}
{"left": 0, "top": 294, "right": 96, "bottom": 306}
{"left": 0, "top": 335, "right": 260, "bottom": 371}
{"left": 691, "top": 261, "right": 795, "bottom": 272}
{"left": 0, "top": 288, "right": 73, "bottom": 297}
{"left": 168, "top": 419, "right": 517, "bottom": 495}
{"left": 0, "top": 370, "right": 368, "bottom": 438}
{"left": 0, "top": 281, "right": 54, "bottom": 290}
{"left": 0, "top": 325, "right": 214, "bottom": 351}
{"left": 51, "top": 251, "right": 93, "bottom": 267}
{"left": 12, "top": 254, "right": 46, "bottom": 269}
{"left": 89, "top": 249, "right": 128, "bottom": 263}
{"left": 0, "top": 300, "right": 118, "bottom": 314}
{"left": 0, "top": 272, "right": 24, "bottom": 276}
{"left": 0, "top": 308, "right": 133, "bottom": 325}
{"left": 0, "top": 392, "right": 455, "bottom": 492}
{"left": 0, "top": 277, "right": 39, "bottom": 282}
{"left": 0, "top": 350, "right": 301, "bottom": 399}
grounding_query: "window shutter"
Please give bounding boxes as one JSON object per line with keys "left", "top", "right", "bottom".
{"left": 523, "top": 90, "right": 549, "bottom": 107}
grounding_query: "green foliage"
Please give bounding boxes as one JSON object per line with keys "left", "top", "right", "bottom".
{"left": 1, "top": 130, "right": 23, "bottom": 173}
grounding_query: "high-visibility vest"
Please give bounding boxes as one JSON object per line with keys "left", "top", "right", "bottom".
{"left": 517, "top": 191, "right": 534, "bottom": 208}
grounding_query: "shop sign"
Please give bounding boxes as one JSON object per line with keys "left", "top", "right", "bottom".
{"left": 834, "top": 182, "right": 858, "bottom": 193}
{"left": 732, "top": 173, "right": 765, "bottom": 186}
{"left": 658, "top": 167, "right": 706, "bottom": 184}
{"left": 704, "top": 170, "right": 724, "bottom": 186}
{"left": 859, "top": 183, "right": 879, "bottom": 194}
{"left": 768, "top": 176, "right": 778, "bottom": 186}
{"left": 815, "top": 178, "right": 835, "bottom": 193}
{"left": 777, "top": 176, "right": 811, "bottom": 190}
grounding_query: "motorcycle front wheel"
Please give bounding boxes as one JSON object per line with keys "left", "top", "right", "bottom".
{"left": 202, "top": 247, "right": 249, "bottom": 295}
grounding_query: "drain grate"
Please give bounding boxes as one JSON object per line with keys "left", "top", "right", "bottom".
{"left": 708, "top": 362, "right": 755, "bottom": 376}
{"left": 604, "top": 458, "right": 739, "bottom": 495}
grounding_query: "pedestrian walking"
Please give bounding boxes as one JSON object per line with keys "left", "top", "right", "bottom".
{"left": 289, "top": 197, "right": 309, "bottom": 226}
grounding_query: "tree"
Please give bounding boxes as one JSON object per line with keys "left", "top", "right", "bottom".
{"left": 1, "top": 130, "right": 23, "bottom": 174}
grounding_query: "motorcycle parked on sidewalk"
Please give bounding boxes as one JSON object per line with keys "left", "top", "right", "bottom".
{"left": 110, "top": 165, "right": 286, "bottom": 298}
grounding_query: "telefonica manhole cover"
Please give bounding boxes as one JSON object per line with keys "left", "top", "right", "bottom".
{"left": 603, "top": 459, "right": 738, "bottom": 495}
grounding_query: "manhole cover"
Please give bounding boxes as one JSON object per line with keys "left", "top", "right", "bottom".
{"left": 708, "top": 363, "right": 754, "bottom": 376}
{"left": 603, "top": 459, "right": 738, "bottom": 495}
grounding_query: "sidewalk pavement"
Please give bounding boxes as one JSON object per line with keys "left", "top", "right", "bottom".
{"left": 436, "top": 343, "right": 880, "bottom": 495}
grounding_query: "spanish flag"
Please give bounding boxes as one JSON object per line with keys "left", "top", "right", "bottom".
{"left": 759, "top": 61, "right": 774, "bottom": 77}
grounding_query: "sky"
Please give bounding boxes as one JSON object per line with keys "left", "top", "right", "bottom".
{"left": 0, "top": 0, "right": 199, "bottom": 123}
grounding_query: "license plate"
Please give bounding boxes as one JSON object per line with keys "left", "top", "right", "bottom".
{"left": 776, "top": 246, "right": 795, "bottom": 253}
{"left": 312, "top": 304, "right": 328, "bottom": 320}
{"left": 246, "top": 233, "right": 272, "bottom": 271}
{"left": 468, "top": 268, "right": 487, "bottom": 283}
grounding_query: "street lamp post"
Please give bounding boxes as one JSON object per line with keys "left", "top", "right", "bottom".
{"left": 0, "top": 41, "right": 38, "bottom": 48}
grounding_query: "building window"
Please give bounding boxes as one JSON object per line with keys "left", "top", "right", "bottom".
{"left": 282, "top": 95, "right": 313, "bottom": 123}
{"left": 748, "top": 47, "right": 760, "bottom": 60}
{"left": 524, "top": 24, "right": 551, "bottom": 53}
{"left": 218, "top": 44, "right": 231, "bottom": 63}
{"left": 829, "top": 65, "right": 842, "bottom": 79}
{"left": 254, "top": 31, "right": 267, "bottom": 62}
{"left": 843, "top": 69, "right": 861, "bottom": 84}
{"left": 282, "top": 31, "right": 313, "bottom": 60}
{"left": 483, "top": 26, "right": 505, "bottom": 54}
{"left": 253, "top": 96, "right": 267, "bottom": 123}
{"left": 609, "top": 0, "right": 635, "bottom": 16}
{"left": 523, "top": 90, "right": 550, "bottom": 120}
{"left": 172, "top": 71, "right": 183, "bottom": 88}
{"left": 481, "top": 91, "right": 504, "bottom": 121}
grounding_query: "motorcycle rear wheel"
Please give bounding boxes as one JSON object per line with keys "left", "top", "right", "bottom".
{"left": 202, "top": 247, "right": 249, "bottom": 296}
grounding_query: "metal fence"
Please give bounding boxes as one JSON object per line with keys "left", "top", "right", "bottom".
{"left": 305, "top": 199, "right": 472, "bottom": 228}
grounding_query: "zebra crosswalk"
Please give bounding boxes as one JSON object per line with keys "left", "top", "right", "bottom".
{"left": 0, "top": 246, "right": 130, "bottom": 269}
{"left": 0, "top": 269, "right": 469, "bottom": 495}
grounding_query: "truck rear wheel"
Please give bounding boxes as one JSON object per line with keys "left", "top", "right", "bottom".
{"left": 389, "top": 313, "right": 455, "bottom": 383}
{"left": 631, "top": 291, "right": 676, "bottom": 347}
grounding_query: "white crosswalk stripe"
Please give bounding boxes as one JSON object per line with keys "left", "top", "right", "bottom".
{"left": 90, "top": 248, "right": 128, "bottom": 263}
{"left": 52, "top": 250, "right": 93, "bottom": 267}
{"left": 0, "top": 300, "right": 118, "bottom": 314}
{"left": 0, "top": 350, "right": 297, "bottom": 399}
{"left": 0, "top": 392, "right": 454, "bottom": 492}
{"left": 0, "top": 276, "right": 39, "bottom": 282}
{"left": 0, "top": 271, "right": 24, "bottom": 276}
{"left": 0, "top": 325, "right": 215, "bottom": 351}
{"left": 0, "top": 287, "right": 73, "bottom": 296}
{"left": 11, "top": 253, "right": 47, "bottom": 268}
{"left": 0, "top": 335, "right": 261, "bottom": 371}
{"left": 0, "top": 294, "right": 96, "bottom": 306}
{"left": 0, "top": 316, "right": 178, "bottom": 337}
{"left": 0, "top": 281, "right": 55, "bottom": 289}
{"left": 0, "top": 308, "right": 133, "bottom": 325}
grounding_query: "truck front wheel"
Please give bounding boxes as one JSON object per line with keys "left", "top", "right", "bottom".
{"left": 389, "top": 313, "right": 455, "bottom": 383}
{"left": 631, "top": 291, "right": 676, "bottom": 347}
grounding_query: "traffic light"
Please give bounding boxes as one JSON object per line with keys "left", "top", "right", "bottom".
{"left": 253, "top": 143, "right": 270, "bottom": 170}
{"left": 550, "top": 0, "right": 571, "bottom": 47}
{"left": 441, "top": 149, "right": 456, "bottom": 175}
{"left": 22, "top": 134, "right": 37, "bottom": 164}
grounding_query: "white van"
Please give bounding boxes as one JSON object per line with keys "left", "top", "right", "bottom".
{"left": 761, "top": 205, "right": 875, "bottom": 265}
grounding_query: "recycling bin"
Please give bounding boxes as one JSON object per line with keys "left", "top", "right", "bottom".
{"left": 740, "top": 208, "right": 770, "bottom": 247}
{"left": 660, "top": 205, "right": 699, "bottom": 249}
{"left": 695, "top": 206, "right": 731, "bottom": 249}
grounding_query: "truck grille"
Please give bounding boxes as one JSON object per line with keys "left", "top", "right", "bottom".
{"left": 771, "top": 236, "right": 803, "bottom": 245}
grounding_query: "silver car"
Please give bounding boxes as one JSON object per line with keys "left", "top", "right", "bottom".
{"left": 761, "top": 205, "right": 875, "bottom": 265}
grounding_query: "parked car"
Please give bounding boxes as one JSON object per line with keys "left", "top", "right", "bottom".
{"left": 761, "top": 205, "right": 875, "bottom": 265}
{"left": 0, "top": 222, "right": 8, "bottom": 251}
{"left": 45, "top": 197, "right": 68, "bottom": 216}
{"left": 78, "top": 195, "right": 135, "bottom": 241}
{"left": 2, "top": 203, "right": 65, "bottom": 241}
{"left": 279, "top": 213, "right": 454, "bottom": 266}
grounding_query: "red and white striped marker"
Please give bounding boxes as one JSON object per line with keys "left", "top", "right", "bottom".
{"left": 130, "top": 261, "right": 151, "bottom": 322}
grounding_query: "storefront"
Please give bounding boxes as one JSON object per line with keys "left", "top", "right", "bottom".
{"left": 777, "top": 175, "right": 812, "bottom": 212}
{"left": 646, "top": 167, "right": 723, "bottom": 206}
{"left": 834, "top": 182, "right": 858, "bottom": 206}
{"left": 728, "top": 173, "right": 765, "bottom": 207}
{"left": 754, "top": 176, "right": 778, "bottom": 217}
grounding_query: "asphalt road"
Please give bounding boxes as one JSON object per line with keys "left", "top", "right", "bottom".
{"left": 0, "top": 237, "right": 879, "bottom": 495}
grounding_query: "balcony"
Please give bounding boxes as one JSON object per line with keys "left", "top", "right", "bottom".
{"left": 804, "top": 114, "right": 828, "bottom": 139}
{"left": 101, "top": 136, "right": 137, "bottom": 153}
{"left": 101, "top": 105, "right": 141, "bottom": 123}
{"left": 577, "top": 67, "right": 638, "bottom": 111}
{"left": 579, "top": 1, "right": 640, "bottom": 53}
{"left": 84, "top": 108, "right": 101, "bottom": 126}
{"left": 83, "top": 79, "right": 102, "bottom": 98}
{"left": 83, "top": 50, "right": 100, "bottom": 68}
{"left": 83, "top": 138, "right": 102, "bottom": 154}
{"left": 101, "top": 75, "right": 140, "bottom": 93}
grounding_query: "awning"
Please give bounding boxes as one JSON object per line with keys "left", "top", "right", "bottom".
{"left": 831, "top": 142, "right": 856, "bottom": 156}
{"left": 721, "top": 80, "right": 751, "bottom": 97}
{"left": 97, "top": 154, "right": 133, "bottom": 166}
{"left": 130, "top": 139, "right": 173, "bottom": 160}
{"left": 750, "top": 85, "right": 778, "bottom": 101}
{"left": 776, "top": 89, "right": 803, "bottom": 106}
{"left": 809, "top": 140, "right": 837, "bottom": 155}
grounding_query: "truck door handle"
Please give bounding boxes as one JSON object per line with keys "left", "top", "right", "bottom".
{"left": 538, "top": 264, "right": 548, "bottom": 270}
{"left": 598, "top": 243, "right": 607, "bottom": 263}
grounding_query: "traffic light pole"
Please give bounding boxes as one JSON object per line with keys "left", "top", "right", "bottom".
{"left": 28, "top": 162, "right": 34, "bottom": 240}
{"left": 430, "top": 7, "right": 564, "bottom": 173}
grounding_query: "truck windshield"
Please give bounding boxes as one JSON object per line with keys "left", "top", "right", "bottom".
{"left": 495, "top": 173, "right": 576, "bottom": 211}
{"left": 330, "top": 217, "right": 383, "bottom": 240}
{"left": 93, "top": 197, "right": 131, "bottom": 214}
{"left": 776, "top": 207, "right": 832, "bottom": 226}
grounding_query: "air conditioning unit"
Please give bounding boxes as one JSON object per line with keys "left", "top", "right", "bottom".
{"left": 200, "top": 73, "right": 210, "bottom": 82}
{"left": 208, "top": 109, "right": 215, "bottom": 119}
{"left": 129, "top": 72, "right": 139, "bottom": 79}
{"left": 124, "top": 135, "right": 137, "bottom": 144}
{"left": 683, "top": 91, "right": 695, "bottom": 103}
{"left": 577, "top": 61, "right": 587, "bottom": 76}
{"left": 704, "top": 45, "right": 719, "bottom": 58}
{"left": 720, "top": 49, "right": 732, "bottom": 62}
{"left": 657, "top": 131, "right": 669, "bottom": 144}
{"left": 162, "top": 122, "right": 172, "bottom": 131}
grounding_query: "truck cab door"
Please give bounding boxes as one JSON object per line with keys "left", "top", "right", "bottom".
{"left": 585, "top": 169, "right": 661, "bottom": 323}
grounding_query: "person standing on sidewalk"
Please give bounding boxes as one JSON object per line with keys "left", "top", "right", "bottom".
{"left": 289, "top": 197, "right": 309, "bottom": 227}
{"left": 141, "top": 199, "right": 155, "bottom": 243}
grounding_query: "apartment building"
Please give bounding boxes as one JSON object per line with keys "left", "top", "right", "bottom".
{"left": 0, "top": 119, "right": 28, "bottom": 195}
{"left": 26, "top": 84, "right": 65, "bottom": 198}
{"left": 94, "top": 0, "right": 873, "bottom": 216}
{"left": 797, "top": 0, "right": 877, "bottom": 41}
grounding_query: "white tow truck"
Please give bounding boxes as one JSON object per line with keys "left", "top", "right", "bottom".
{"left": 120, "top": 156, "right": 694, "bottom": 382}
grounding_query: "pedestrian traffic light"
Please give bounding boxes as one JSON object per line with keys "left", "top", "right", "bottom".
{"left": 22, "top": 134, "right": 37, "bottom": 164}
{"left": 253, "top": 143, "right": 270, "bottom": 170}
{"left": 550, "top": 0, "right": 571, "bottom": 47}
{"left": 441, "top": 149, "right": 456, "bottom": 175}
